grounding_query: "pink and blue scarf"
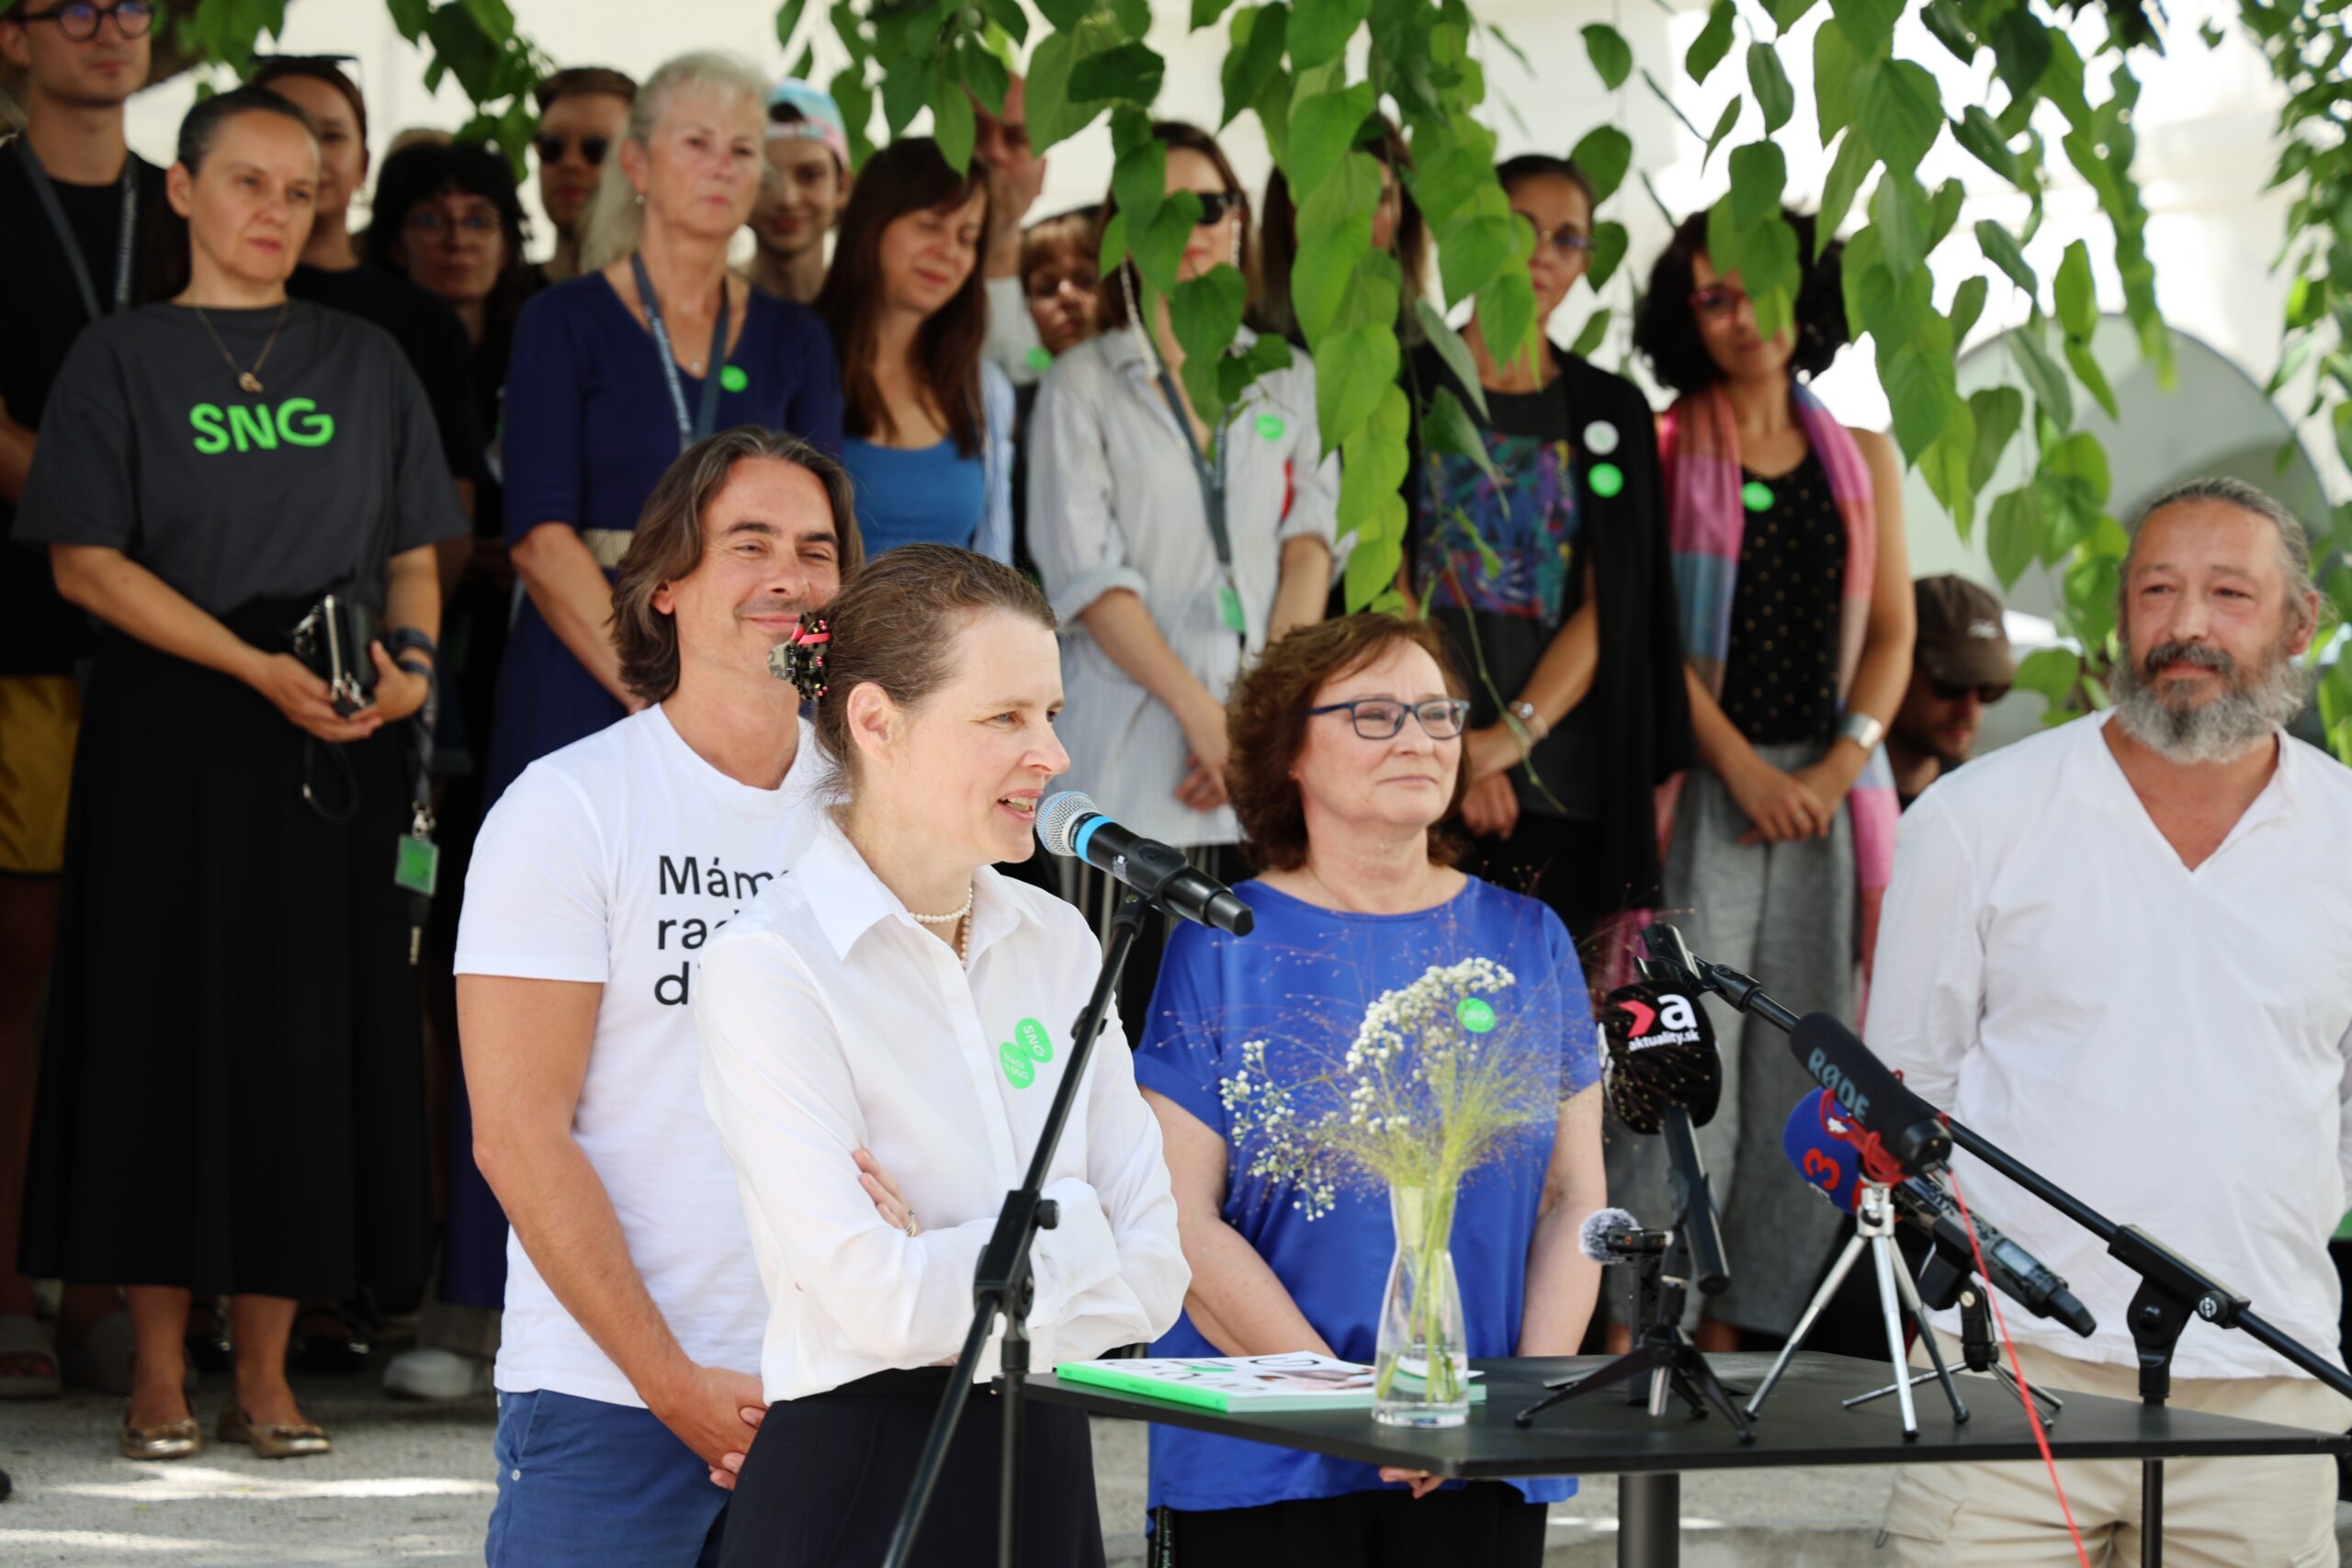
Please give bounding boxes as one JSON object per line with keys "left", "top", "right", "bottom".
{"left": 1658, "top": 382, "right": 1898, "bottom": 979}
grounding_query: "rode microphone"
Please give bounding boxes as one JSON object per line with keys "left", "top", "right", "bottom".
{"left": 1787, "top": 1012, "right": 1951, "bottom": 1178}
{"left": 1781, "top": 1091, "right": 2095, "bottom": 1338}
{"left": 1600, "top": 981, "right": 1728, "bottom": 1295}
{"left": 1035, "top": 793, "right": 1253, "bottom": 935}
{"left": 1577, "top": 1206, "right": 1659, "bottom": 1263}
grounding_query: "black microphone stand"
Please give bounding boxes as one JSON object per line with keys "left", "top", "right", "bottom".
{"left": 881, "top": 889, "right": 1153, "bottom": 1568}
{"left": 1648, "top": 926, "right": 2352, "bottom": 1568}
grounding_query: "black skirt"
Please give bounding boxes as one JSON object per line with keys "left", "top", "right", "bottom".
{"left": 17, "top": 604, "right": 431, "bottom": 1300}
{"left": 720, "top": 1369, "right": 1104, "bottom": 1568}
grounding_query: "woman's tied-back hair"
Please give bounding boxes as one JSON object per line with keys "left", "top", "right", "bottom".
{"left": 1225, "top": 614, "right": 1471, "bottom": 872}
{"left": 578, "top": 51, "right": 766, "bottom": 274}
{"left": 794, "top": 544, "right": 1057, "bottom": 795}
{"left": 149, "top": 85, "right": 320, "bottom": 299}
{"left": 612, "top": 425, "right": 865, "bottom": 705}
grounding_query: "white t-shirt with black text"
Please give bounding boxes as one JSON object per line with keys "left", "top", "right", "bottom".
{"left": 456, "top": 705, "right": 824, "bottom": 1406}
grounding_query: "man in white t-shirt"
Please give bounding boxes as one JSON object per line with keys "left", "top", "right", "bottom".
{"left": 457, "top": 428, "right": 862, "bottom": 1567}
{"left": 1872, "top": 476, "right": 2352, "bottom": 1567}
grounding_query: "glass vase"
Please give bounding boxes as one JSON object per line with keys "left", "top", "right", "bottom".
{"left": 1373, "top": 1183, "right": 1470, "bottom": 1427}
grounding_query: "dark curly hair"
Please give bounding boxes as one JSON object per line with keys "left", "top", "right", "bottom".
{"left": 1227, "top": 615, "right": 1469, "bottom": 873}
{"left": 364, "top": 139, "right": 537, "bottom": 371}
{"left": 1633, "top": 208, "right": 1848, "bottom": 395}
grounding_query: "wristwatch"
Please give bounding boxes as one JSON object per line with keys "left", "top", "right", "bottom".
{"left": 1509, "top": 700, "right": 1551, "bottom": 744}
{"left": 1838, "top": 710, "right": 1886, "bottom": 755}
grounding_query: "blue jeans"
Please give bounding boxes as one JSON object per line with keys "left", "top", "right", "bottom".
{"left": 487, "top": 1389, "right": 727, "bottom": 1568}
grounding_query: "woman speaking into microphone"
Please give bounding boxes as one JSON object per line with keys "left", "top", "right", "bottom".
{"left": 693, "top": 544, "right": 1188, "bottom": 1567}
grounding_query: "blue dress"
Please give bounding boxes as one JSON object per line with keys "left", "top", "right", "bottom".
{"left": 1131, "top": 877, "right": 1600, "bottom": 1517}
{"left": 484, "top": 273, "right": 844, "bottom": 810}
{"left": 841, "top": 436, "right": 987, "bottom": 555}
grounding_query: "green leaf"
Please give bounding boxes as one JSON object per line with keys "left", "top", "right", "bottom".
{"left": 1747, "top": 43, "right": 1795, "bottom": 134}
{"left": 1949, "top": 275, "right": 1988, "bottom": 349}
{"left": 960, "top": 44, "right": 1011, "bottom": 118}
{"left": 1192, "top": 0, "right": 1238, "bottom": 26}
{"left": 1569, "top": 126, "right": 1634, "bottom": 206}
{"left": 1036, "top": 0, "right": 1092, "bottom": 27}
{"left": 880, "top": 58, "right": 937, "bottom": 139}
{"left": 1919, "top": 406, "right": 1977, "bottom": 535}
{"left": 1687, "top": 1, "right": 1736, "bottom": 85}
{"left": 1975, "top": 220, "right": 2037, "bottom": 297}
{"left": 775, "top": 0, "right": 809, "bottom": 52}
{"left": 2048, "top": 429, "right": 2111, "bottom": 504}
{"left": 1868, "top": 174, "right": 1928, "bottom": 278}
{"left": 1343, "top": 495, "right": 1410, "bottom": 608}
{"left": 1926, "top": 178, "right": 1965, "bottom": 253}
{"left": 1703, "top": 96, "right": 1744, "bottom": 170}
{"left": 1987, "top": 486, "right": 2043, "bottom": 589}
{"left": 2053, "top": 240, "right": 2098, "bottom": 341}
{"left": 1882, "top": 344, "right": 1952, "bottom": 461}
{"left": 1439, "top": 186, "right": 1521, "bottom": 310}
{"left": 2013, "top": 645, "right": 2082, "bottom": 711}
{"left": 1953, "top": 106, "right": 2021, "bottom": 186}
{"left": 1920, "top": 0, "right": 1974, "bottom": 62}
{"left": 1830, "top": 0, "right": 1901, "bottom": 60}
{"left": 1858, "top": 59, "right": 1943, "bottom": 171}
{"left": 1423, "top": 385, "right": 1500, "bottom": 486}
{"left": 1415, "top": 299, "right": 1489, "bottom": 421}
{"left": 1133, "top": 194, "right": 1201, "bottom": 296}
{"left": 1769, "top": 0, "right": 1820, "bottom": 30}
{"left": 1814, "top": 21, "right": 1857, "bottom": 140}
{"left": 1738, "top": 214, "right": 1803, "bottom": 342}
{"left": 1570, "top": 307, "right": 1611, "bottom": 359}
{"left": 1286, "top": 80, "right": 1376, "bottom": 196}
{"left": 2066, "top": 338, "right": 2119, "bottom": 421}
{"left": 1727, "top": 141, "right": 1787, "bottom": 236}
{"left": 931, "top": 76, "right": 977, "bottom": 173}
{"left": 1582, "top": 23, "right": 1633, "bottom": 91}
{"left": 1990, "top": 7, "right": 2053, "bottom": 107}
{"left": 1966, "top": 385, "right": 2025, "bottom": 491}
{"left": 1588, "top": 220, "right": 1631, "bottom": 291}
{"left": 1292, "top": 156, "right": 1381, "bottom": 345}
{"left": 1069, "top": 42, "right": 1163, "bottom": 107}
{"left": 1315, "top": 325, "right": 1403, "bottom": 456}
{"left": 1475, "top": 268, "right": 1538, "bottom": 377}
{"left": 1023, "top": 34, "right": 1083, "bottom": 154}
{"left": 1221, "top": 6, "right": 1290, "bottom": 131}
{"left": 1171, "top": 264, "right": 1252, "bottom": 425}
{"left": 1111, "top": 134, "right": 1168, "bottom": 237}
{"left": 2010, "top": 328, "right": 2075, "bottom": 433}
{"left": 1218, "top": 333, "right": 1295, "bottom": 408}
{"left": 1815, "top": 132, "right": 1873, "bottom": 254}
{"left": 1288, "top": 0, "right": 1369, "bottom": 72}
{"left": 1407, "top": 118, "right": 1499, "bottom": 229}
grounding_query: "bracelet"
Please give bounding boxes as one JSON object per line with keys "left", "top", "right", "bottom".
{"left": 1510, "top": 700, "right": 1551, "bottom": 745}
{"left": 386, "top": 626, "right": 438, "bottom": 663}
{"left": 396, "top": 657, "right": 435, "bottom": 683}
{"left": 1838, "top": 710, "right": 1885, "bottom": 755}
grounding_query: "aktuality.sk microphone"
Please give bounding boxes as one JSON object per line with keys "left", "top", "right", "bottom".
{"left": 1781, "top": 1090, "right": 2096, "bottom": 1337}
{"left": 1601, "top": 980, "right": 1729, "bottom": 1295}
{"left": 1035, "top": 793, "right": 1254, "bottom": 936}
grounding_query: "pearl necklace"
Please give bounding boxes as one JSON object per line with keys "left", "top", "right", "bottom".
{"left": 908, "top": 886, "right": 974, "bottom": 925}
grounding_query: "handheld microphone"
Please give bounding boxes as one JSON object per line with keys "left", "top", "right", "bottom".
{"left": 1781, "top": 1092, "right": 2096, "bottom": 1338}
{"left": 1601, "top": 981, "right": 1728, "bottom": 1295}
{"left": 1035, "top": 793, "right": 1254, "bottom": 935}
{"left": 1787, "top": 1012, "right": 1951, "bottom": 1177}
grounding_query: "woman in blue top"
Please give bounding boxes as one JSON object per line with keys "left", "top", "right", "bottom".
{"left": 488, "top": 50, "right": 844, "bottom": 811}
{"left": 1133, "top": 614, "right": 1608, "bottom": 1564}
{"left": 811, "top": 137, "right": 1013, "bottom": 561}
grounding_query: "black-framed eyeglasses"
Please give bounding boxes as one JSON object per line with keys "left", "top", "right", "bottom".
{"left": 1308, "top": 697, "right": 1472, "bottom": 740}
{"left": 19, "top": 0, "right": 153, "bottom": 41}
{"left": 1930, "top": 679, "right": 2011, "bottom": 704}
{"left": 404, "top": 208, "right": 503, "bottom": 240}
{"left": 1514, "top": 212, "right": 1594, "bottom": 258}
{"left": 1690, "top": 283, "right": 1750, "bottom": 320}
{"left": 535, "top": 131, "right": 611, "bottom": 167}
{"left": 1190, "top": 189, "right": 1244, "bottom": 228}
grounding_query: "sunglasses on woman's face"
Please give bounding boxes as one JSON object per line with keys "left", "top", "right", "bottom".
{"left": 535, "top": 132, "right": 611, "bottom": 167}
{"left": 1930, "top": 679, "right": 2011, "bottom": 704}
{"left": 1188, "top": 189, "right": 1244, "bottom": 228}
{"left": 405, "top": 209, "right": 502, "bottom": 240}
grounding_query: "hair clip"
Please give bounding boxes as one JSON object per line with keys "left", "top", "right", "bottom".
{"left": 768, "top": 613, "right": 833, "bottom": 701}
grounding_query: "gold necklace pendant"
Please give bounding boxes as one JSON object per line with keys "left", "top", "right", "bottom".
{"left": 238, "top": 371, "right": 264, "bottom": 394}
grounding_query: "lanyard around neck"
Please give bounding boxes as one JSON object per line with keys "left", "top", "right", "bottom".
{"left": 630, "top": 251, "right": 729, "bottom": 453}
{"left": 17, "top": 139, "right": 137, "bottom": 321}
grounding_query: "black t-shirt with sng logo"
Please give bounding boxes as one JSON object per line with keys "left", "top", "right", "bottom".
{"left": 11, "top": 301, "right": 465, "bottom": 615}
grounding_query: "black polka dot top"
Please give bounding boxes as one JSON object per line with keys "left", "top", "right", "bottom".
{"left": 1716, "top": 446, "right": 1845, "bottom": 748}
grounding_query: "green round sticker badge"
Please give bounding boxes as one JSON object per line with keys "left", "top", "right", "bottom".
{"left": 1741, "top": 479, "right": 1775, "bottom": 513}
{"left": 999, "top": 1040, "right": 1035, "bottom": 1089}
{"left": 1014, "top": 1017, "right": 1054, "bottom": 1064}
{"left": 1457, "top": 998, "right": 1498, "bottom": 1033}
{"left": 719, "top": 365, "right": 750, "bottom": 393}
{"left": 1255, "top": 413, "right": 1286, "bottom": 442}
{"left": 1025, "top": 345, "right": 1055, "bottom": 374}
{"left": 1588, "top": 462, "right": 1624, "bottom": 499}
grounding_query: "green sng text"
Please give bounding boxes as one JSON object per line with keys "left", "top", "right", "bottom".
{"left": 189, "top": 399, "right": 336, "bottom": 454}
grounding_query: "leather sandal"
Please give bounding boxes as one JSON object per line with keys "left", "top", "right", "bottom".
{"left": 218, "top": 1399, "right": 331, "bottom": 1458}
{"left": 121, "top": 1400, "right": 201, "bottom": 1461}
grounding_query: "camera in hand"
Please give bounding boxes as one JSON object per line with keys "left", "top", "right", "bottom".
{"left": 290, "top": 594, "right": 379, "bottom": 716}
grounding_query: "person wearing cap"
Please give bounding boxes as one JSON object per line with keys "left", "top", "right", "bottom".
{"left": 749, "top": 78, "right": 851, "bottom": 306}
{"left": 1886, "top": 574, "right": 2014, "bottom": 810}
{"left": 530, "top": 66, "right": 637, "bottom": 286}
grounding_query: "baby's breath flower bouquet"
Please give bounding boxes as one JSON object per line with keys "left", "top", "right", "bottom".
{"left": 1221, "top": 956, "right": 1564, "bottom": 1427}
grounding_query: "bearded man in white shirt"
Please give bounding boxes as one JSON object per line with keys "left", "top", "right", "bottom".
{"left": 456, "top": 428, "right": 862, "bottom": 1568}
{"left": 1871, "top": 475, "right": 2352, "bottom": 1567}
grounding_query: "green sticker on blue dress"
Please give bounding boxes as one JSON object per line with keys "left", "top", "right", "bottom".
{"left": 1742, "top": 480, "right": 1775, "bottom": 513}
{"left": 719, "top": 365, "right": 749, "bottom": 393}
{"left": 1457, "top": 998, "right": 1498, "bottom": 1033}
{"left": 1589, "top": 462, "right": 1624, "bottom": 498}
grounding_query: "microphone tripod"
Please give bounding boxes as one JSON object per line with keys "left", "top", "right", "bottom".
{"left": 880, "top": 889, "right": 1151, "bottom": 1568}
{"left": 1848, "top": 1268, "right": 2064, "bottom": 1427}
{"left": 1744, "top": 1177, "right": 1965, "bottom": 1438}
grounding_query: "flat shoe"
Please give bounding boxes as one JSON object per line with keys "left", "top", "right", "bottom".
{"left": 0, "top": 1312, "right": 63, "bottom": 1400}
{"left": 218, "top": 1401, "right": 331, "bottom": 1458}
{"left": 121, "top": 1404, "right": 201, "bottom": 1461}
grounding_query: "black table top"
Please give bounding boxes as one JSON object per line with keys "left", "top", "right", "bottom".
{"left": 1029, "top": 1352, "right": 2352, "bottom": 1479}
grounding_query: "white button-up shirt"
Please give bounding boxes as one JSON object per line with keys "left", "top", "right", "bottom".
{"left": 1870, "top": 713, "right": 2352, "bottom": 1378}
{"left": 694, "top": 815, "right": 1189, "bottom": 1401}
{"left": 1026, "top": 327, "right": 1339, "bottom": 847}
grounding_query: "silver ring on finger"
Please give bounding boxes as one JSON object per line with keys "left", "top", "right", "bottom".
{"left": 904, "top": 1213, "right": 921, "bottom": 1238}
